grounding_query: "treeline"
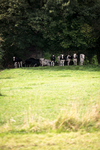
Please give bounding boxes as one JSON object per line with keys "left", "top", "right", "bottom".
{"left": 0, "top": 0, "right": 100, "bottom": 67}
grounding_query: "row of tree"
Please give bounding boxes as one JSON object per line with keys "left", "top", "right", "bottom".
{"left": 0, "top": 0, "right": 100, "bottom": 67}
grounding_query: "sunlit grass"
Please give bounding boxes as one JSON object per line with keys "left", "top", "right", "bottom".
{"left": 0, "top": 65, "right": 100, "bottom": 132}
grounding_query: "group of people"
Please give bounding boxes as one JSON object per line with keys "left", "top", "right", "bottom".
{"left": 51, "top": 53, "right": 85, "bottom": 66}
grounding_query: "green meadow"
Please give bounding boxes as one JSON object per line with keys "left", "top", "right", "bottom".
{"left": 0, "top": 65, "right": 100, "bottom": 149}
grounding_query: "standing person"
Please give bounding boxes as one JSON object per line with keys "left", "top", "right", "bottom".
{"left": 80, "top": 54, "right": 85, "bottom": 65}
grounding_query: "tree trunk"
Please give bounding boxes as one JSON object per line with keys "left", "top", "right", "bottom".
{"left": 97, "top": 50, "right": 100, "bottom": 65}
{"left": 96, "top": 39, "right": 100, "bottom": 65}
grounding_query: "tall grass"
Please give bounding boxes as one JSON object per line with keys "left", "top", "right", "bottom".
{"left": 55, "top": 102, "right": 100, "bottom": 132}
{"left": 0, "top": 102, "right": 100, "bottom": 133}
{"left": 0, "top": 65, "right": 100, "bottom": 133}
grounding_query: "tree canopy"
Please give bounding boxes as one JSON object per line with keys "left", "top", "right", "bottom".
{"left": 0, "top": 0, "right": 100, "bottom": 66}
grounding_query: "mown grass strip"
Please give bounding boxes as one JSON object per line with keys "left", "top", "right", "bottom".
{"left": 0, "top": 131, "right": 100, "bottom": 150}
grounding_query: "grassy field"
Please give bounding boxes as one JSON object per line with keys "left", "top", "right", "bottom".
{"left": 0, "top": 65, "right": 100, "bottom": 149}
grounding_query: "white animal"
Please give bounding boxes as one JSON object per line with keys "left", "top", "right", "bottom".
{"left": 80, "top": 54, "right": 85, "bottom": 65}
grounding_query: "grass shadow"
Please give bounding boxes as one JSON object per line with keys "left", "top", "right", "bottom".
{"left": 0, "top": 77, "right": 12, "bottom": 79}
{"left": 0, "top": 93, "right": 5, "bottom": 96}
{"left": 20, "top": 65, "right": 100, "bottom": 72}
{"left": 0, "top": 93, "right": 6, "bottom": 97}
